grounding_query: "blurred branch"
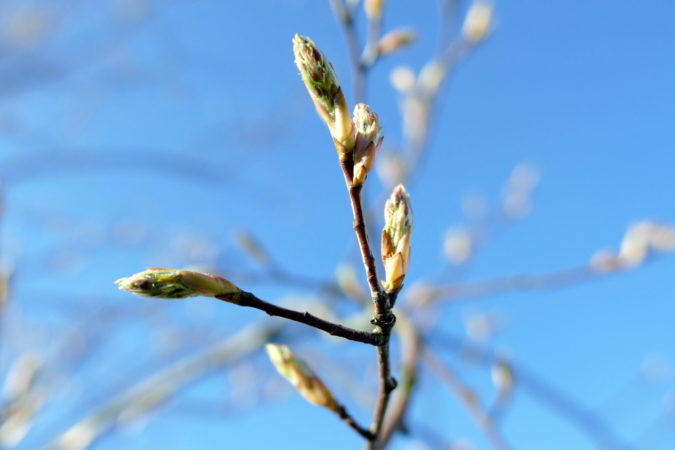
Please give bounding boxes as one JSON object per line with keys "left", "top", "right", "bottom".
{"left": 423, "top": 347, "right": 511, "bottom": 450}
{"left": 46, "top": 321, "right": 284, "bottom": 450}
{"left": 1, "top": 149, "right": 227, "bottom": 186}
{"left": 418, "top": 265, "right": 597, "bottom": 306}
{"left": 431, "top": 331, "right": 632, "bottom": 450}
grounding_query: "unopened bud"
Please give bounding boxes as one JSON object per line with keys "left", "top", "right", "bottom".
{"left": 265, "top": 343, "right": 338, "bottom": 411}
{"left": 293, "top": 34, "right": 354, "bottom": 154}
{"left": 376, "top": 28, "right": 416, "bottom": 56}
{"left": 352, "top": 103, "right": 383, "bottom": 186}
{"left": 381, "top": 185, "right": 413, "bottom": 292}
{"left": 462, "top": 2, "right": 493, "bottom": 44}
{"left": 444, "top": 227, "right": 473, "bottom": 265}
{"left": 364, "top": 0, "right": 385, "bottom": 20}
{"left": 116, "top": 268, "right": 240, "bottom": 299}
{"left": 491, "top": 358, "right": 514, "bottom": 394}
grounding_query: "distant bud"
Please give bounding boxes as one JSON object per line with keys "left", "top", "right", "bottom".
{"left": 462, "top": 2, "right": 493, "bottom": 44}
{"left": 618, "top": 222, "right": 654, "bottom": 268}
{"left": 381, "top": 185, "right": 413, "bottom": 292}
{"left": 443, "top": 227, "right": 473, "bottom": 265}
{"left": 364, "top": 0, "right": 385, "bottom": 20}
{"left": 389, "top": 65, "right": 416, "bottom": 93}
{"left": 491, "top": 358, "right": 514, "bottom": 394}
{"left": 293, "top": 34, "right": 354, "bottom": 155}
{"left": 352, "top": 103, "right": 383, "bottom": 186}
{"left": 265, "top": 343, "right": 339, "bottom": 411}
{"left": 590, "top": 249, "right": 620, "bottom": 273}
{"left": 376, "top": 28, "right": 416, "bottom": 56}
{"left": 116, "top": 268, "right": 240, "bottom": 299}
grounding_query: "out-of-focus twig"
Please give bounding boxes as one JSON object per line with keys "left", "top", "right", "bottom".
{"left": 432, "top": 331, "right": 631, "bottom": 450}
{"left": 46, "top": 321, "right": 285, "bottom": 450}
{"left": 423, "top": 347, "right": 511, "bottom": 450}
{"left": 416, "top": 265, "right": 597, "bottom": 306}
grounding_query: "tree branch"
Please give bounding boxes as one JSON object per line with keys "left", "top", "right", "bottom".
{"left": 423, "top": 348, "right": 511, "bottom": 450}
{"left": 216, "top": 291, "right": 383, "bottom": 346}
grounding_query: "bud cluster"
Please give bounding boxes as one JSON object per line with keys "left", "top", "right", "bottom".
{"left": 293, "top": 35, "right": 383, "bottom": 185}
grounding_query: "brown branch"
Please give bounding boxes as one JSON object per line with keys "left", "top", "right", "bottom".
{"left": 336, "top": 404, "right": 376, "bottom": 441}
{"left": 340, "top": 156, "right": 384, "bottom": 303}
{"left": 216, "top": 291, "right": 383, "bottom": 346}
{"left": 423, "top": 348, "right": 511, "bottom": 450}
{"left": 378, "top": 313, "right": 422, "bottom": 448}
{"left": 338, "top": 133, "right": 396, "bottom": 449}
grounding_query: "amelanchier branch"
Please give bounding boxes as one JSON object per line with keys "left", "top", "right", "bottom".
{"left": 115, "top": 269, "right": 383, "bottom": 346}
{"left": 423, "top": 348, "right": 511, "bottom": 450}
{"left": 266, "top": 343, "right": 374, "bottom": 440}
{"left": 116, "top": 33, "right": 415, "bottom": 446}
{"left": 292, "top": 34, "right": 414, "bottom": 447}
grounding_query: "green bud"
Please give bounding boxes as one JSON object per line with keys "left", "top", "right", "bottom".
{"left": 293, "top": 34, "right": 354, "bottom": 154}
{"left": 381, "top": 185, "right": 413, "bottom": 292}
{"left": 116, "top": 268, "right": 240, "bottom": 299}
{"left": 266, "top": 343, "right": 338, "bottom": 411}
{"left": 352, "top": 103, "right": 383, "bottom": 186}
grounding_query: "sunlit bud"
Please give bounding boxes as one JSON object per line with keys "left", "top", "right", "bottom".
{"left": 462, "top": 2, "right": 494, "bottom": 44}
{"left": 376, "top": 28, "right": 416, "bottom": 56}
{"left": 3, "top": 353, "right": 41, "bottom": 400}
{"left": 618, "top": 222, "right": 655, "bottom": 268}
{"left": 116, "top": 268, "right": 240, "bottom": 299}
{"left": 417, "top": 61, "right": 446, "bottom": 95}
{"left": 364, "top": 0, "right": 385, "bottom": 20}
{"left": 381, "top": 185, "right": 413, "bottom": 292}
{"left": 590, "top": 249, "right": 620, "bottom": 273}
{"left": 265, "top": 343, "right": 338, "bottom": 411}
{"left": 443, "top": 227, "right": 473, "bottom": 265}
{"left": 491, "top": 358, "right": 514, "bottom": 395}
{"left": 293, "top": 34, "right": 354, "bottom": 154}
{"left": 352, "top": 103, "right": 383, "bottom": 186}
{"left": 389, "top": 66, "right": 416, "bottom": 93}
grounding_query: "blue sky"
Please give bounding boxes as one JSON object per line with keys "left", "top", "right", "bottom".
{"left": 2, "top": 0, "right": 675, "bottom": 449}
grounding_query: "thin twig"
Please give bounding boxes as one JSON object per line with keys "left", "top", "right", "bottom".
{"left": 330, "top": 0, "right": 367, "bottom": 103}
{"left": 423, "top": 348, "right": 511, "bottom": 450}
{"left": 216, "top": 291, "right": 383, "bottom": 346}
{"left": 431, "top": 331, "right": 631, "bottom": 450}
{"left": 338, "top": 128, "right": 396, "bottom": 449}
{"left": 336, "top": 404, "right": 376, "bottom": 441}
{"left": 46, "top": 322, "right": 284, "bottom": 450}
{"left": 419, "top": 265, "right": 598, "bottom": 305}
{"left": 378, "top": 312, "right": 422, "bottom": 448}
